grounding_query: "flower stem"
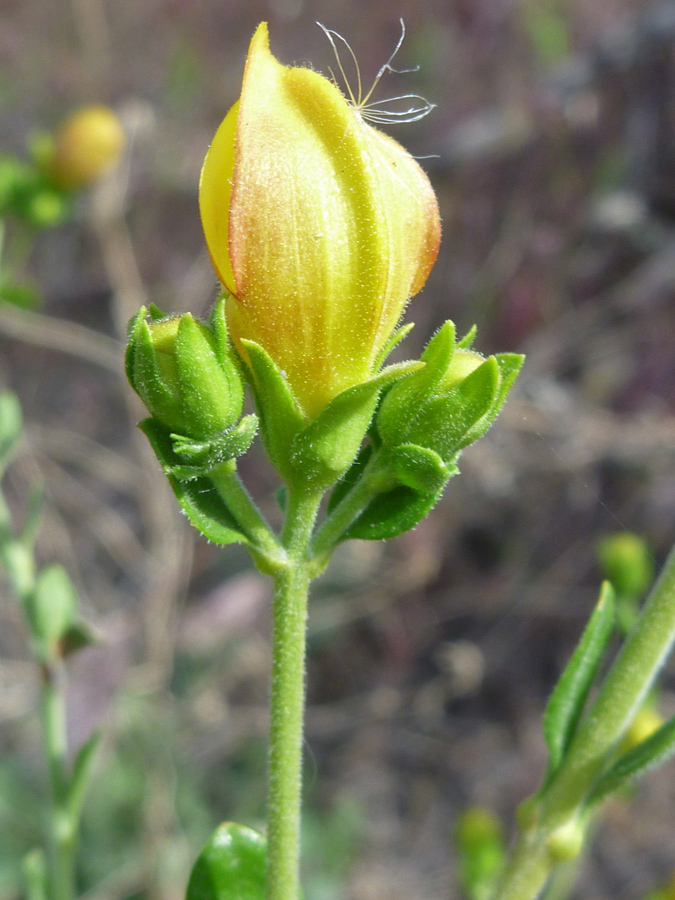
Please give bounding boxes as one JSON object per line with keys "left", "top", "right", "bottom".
{"left": 209, "top": 460, "right": 285, "bottom": 569}
{"left": 40, "top": 665, "right": 77, "bottom": 900}
{"left": 267, "top": 488, "right": 322, "bottom": 900}
{"left": 310, "top": 450, "right": 392, "bottom": 560}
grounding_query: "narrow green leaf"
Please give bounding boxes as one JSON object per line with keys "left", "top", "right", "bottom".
{"left": 140, "top": 419, "right": 249, "bottom": 546}
{"left": 67, "top": 730, "right": 101, "bottom": 821}
{"left": 0, "top": 391, "right": 23, "bottom": 468}
{"left": 588, "top": 714, "right": 675, "bottom": 805}
{"left": 543, "top": 582, "right": 616, "bottom": 775}
{"left": 186, "top": 822, "right": 266, "bottom": 900}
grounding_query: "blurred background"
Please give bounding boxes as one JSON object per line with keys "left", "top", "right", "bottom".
{"left": 2, "top": 0, "right": 675, "bottom": 898}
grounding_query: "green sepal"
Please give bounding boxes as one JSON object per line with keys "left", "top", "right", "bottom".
{"left": 124, "top": 306, "right": 148, "bottom": 394}
{"left": 0, "top": 391, "right": 23, "bottom": 471}
{"left": 67, "top": 730, "right": 101, "bottom": 821}
{"left": 243, "top": 337, "right": 422, "bottom": 489}
{"left": 148, "top": 303, "right": 167, "bottom": 320}
{"left": 375, "top": 322, "right": 415, "bottom": 369}
{"left": 128, "top": 316, "right": 178, "bottom": 419}
{"left": 240, "top": 339, "right": 307, "bottom": 483}
{"left": 140, "top": 418, "right": 250, "bottom": 547}
{"left": 186, "top": 822, "right": 266, "bottom": 900}
{"left": 174, "top": 313, "right": 244, "bottom": 438}
{"left": 458, "top": 353, "right": 524, "bottom": 450}
{"left": 414, "top": 356, "right": 501, "bottom": 461}
{"left": 543, "top": 582, "right": 616, "bottom": 780}
{"left": 25, "top": 564, "right": 77, "bottom": 659}
{"left": 387, "top": 443, "right": 452, "bottom": 494}
{"left": 170, "top": 415, "right": 258, "bottom": 478}
{"left": 456, "top": 324, "right": 478, "bottom": 349}
{"left": 290, "top": 360, "right": 423, "bottom": 490}
{"left": 376, "top": 321, "right": 455, "bottom": 446}
{"left": 587, "top": 714, "right": 675, "bottom": 806}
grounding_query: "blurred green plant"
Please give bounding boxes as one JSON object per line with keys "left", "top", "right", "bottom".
{"left": 0, "top": 105, "right": 125, "bottom": 312}
{"left": 455, "top": 806, "right": 506, "bottom": 900}
{"left": 0, "top": 392, "right": 100, "bottom": 900}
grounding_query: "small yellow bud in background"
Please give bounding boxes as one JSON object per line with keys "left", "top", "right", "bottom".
{"left": 200, "top": 23, "right": 440, "bottom": 418}
{"left": 48, "top": 105, "right": 126, "bottom": 188}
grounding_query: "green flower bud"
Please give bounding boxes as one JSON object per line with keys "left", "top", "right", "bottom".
{"left": 377, "top": 322, "right": 524, "bottom": 465}
{"left": 126, "top": 299, "right": 245, "bottom": 440}
{"left": 597, "top": 532, "right": 655, "bottom": 598}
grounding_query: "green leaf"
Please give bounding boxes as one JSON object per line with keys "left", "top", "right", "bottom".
{"left": 67, "top": 731, "right": 101, "bottom": 821}
{"left": 338, "top": 482, "right": 449, "bottom": 542}
{"left": 328, "top": 442, "right": 457, "bottom": 541}
{"left": 0, "top": 391, "right": 23, "bottom": 469}
{"left": 140, "top": 419, "right": 249, "bottom": 546}
{"left": 25, "top": 564, "right": 77, "bottom": 654}
{"left": 59, "top": 619, "right": 100, "bottom": 658}
{"left": 186, "top": 822, "right": 266, "bottom": 900}
{"left": 588, "top": 714, "right": 675, "bottom": 805}
{"left": 543, "top": 582, "right": 616, "bottom": 777}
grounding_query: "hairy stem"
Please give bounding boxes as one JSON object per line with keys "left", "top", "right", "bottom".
{"left": 266, "top": 488, "right": 322, "bottom": 900}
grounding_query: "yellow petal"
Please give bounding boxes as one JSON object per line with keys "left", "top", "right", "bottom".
{"left": 200, "top": 23, "right": 440, "bottom": 418}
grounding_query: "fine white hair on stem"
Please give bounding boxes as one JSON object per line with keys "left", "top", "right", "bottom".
{"left": 316, "top": 19, "right": 436, "bottom": 125}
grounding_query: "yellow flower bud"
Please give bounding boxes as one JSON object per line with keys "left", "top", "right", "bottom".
{"left": 199, "top": 23, "right": 440, "bottom": 418}
{"left": 48, "top": 105, "right": 126, "bottom": 188}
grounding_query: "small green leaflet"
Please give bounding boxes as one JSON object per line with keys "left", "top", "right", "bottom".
{"left": 543, "top": 582, "right": 616, "bottom": 778}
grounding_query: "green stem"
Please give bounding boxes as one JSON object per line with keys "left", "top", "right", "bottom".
{"left": 266, "top": 488, "right": 322, "bottom": 900}
{"left": 40, "top": 665, "right": 77, "bottom": 900}
{"left": 310, "top": 450, "right": 392, "bottom": 560}
{"left": 209, "top": 461, "right": 285, "bottom": 569}
{"left": 495, "top": 545, "right": 675, "bottom": 900}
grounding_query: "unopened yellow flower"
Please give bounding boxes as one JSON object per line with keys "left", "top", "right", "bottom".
{"left": 199, "top": 23, "right": 440, "bottom": 418}
{"left": 49, "top": 105, "right": 126, "bottom": 188}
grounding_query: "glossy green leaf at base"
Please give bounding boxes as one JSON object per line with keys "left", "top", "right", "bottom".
{"left": 186, "top": 823, "right": 266, "bottom": 900}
